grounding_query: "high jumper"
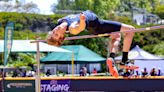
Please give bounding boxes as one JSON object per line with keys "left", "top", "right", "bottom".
{"left": 43, "top": 10, "right": 164, "bottom": 76}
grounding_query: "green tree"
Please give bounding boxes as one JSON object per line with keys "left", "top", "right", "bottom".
{"left": 56, "top": 0, "right": 73, "bottom": 10}
{"left": 8, "top": 53, "right": 36, "bottom": 67}
{"left": 153, "top": 42, "right": 164, "bottom": 56}
{"left": 54, "top": 0, "right": 120, "bottom": 18}
{"left": 154, "top": 5, "right": 164, "bottom": 19}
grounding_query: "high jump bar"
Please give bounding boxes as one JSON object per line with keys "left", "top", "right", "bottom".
{"left": 65, "top": 25, "right": 164, "bottom": 40}
{"left": 31, "top": 25, "right": 164, "bottom": 43}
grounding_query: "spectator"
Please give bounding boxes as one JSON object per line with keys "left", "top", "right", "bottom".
{"left": 19, "top": 69, "right": 24, "bottom": 77}
{"left": 118, "top": 69, "right": 124, "bottom": 76}
{"left": 150, "top": 68, "right": 157, "bottom": 76}
{"left": 0, "top": 69, "right": 6, "bottom": 77}
{"left": 79, "top": 68, "right": 84, "bottom": 76}
{"left": 46, "top": 69, "right": 51, "bottom": 76}
{"left": 92, "top": 68, "right": 97, "bottom": 74}
{"left": 83, "top": 67, "right": 89, "bottom": 76}
{"left": 141, "top": 67, "right": 148, "bottom": 77}
{"left": 22, "top": 70, "right": 27, "bottom": 77}
{"left": 123, "top": 69, "right": 131, "bottom": 77}
{"left": 157, "top": 68, "right": 163, "bottom": 76}
{"left": 26, "top": 69, "right": 35, "bottom": 77}
{"left": 0, "top": 69, "right": 3, "bottom": 77}
{"left": 134, "top": 70, "right": 140, "bottom": 77}
{"left": 12, "top": 69, "right": 18, "bottom": 77}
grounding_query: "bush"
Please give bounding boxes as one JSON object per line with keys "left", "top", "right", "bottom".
{"left": 15, "top": 23, "right": 23, "bottom": 31}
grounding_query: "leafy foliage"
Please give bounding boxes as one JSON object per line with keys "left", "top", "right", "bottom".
{"left": 8, "top": 53, "right": 36, "bottom": 68}
{"left": 55, "top": 0, "right": 120, "bottom": 19}
{"left": 143, "top": 41, "right": 164, "bottom": 55}
{"left": 0, "top": 12, "right": 64, "bottom": 31}
{"left": 154, "top": 5, "right": 164, "bottom": 19}
{"left": 153, "top": 42, "right": 164, "bottom": 55}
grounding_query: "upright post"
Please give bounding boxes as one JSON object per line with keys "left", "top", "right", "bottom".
{"left": 35, "top": 37, "right": 41, "bottom": 92}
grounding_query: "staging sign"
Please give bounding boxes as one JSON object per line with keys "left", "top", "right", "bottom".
{"left": 41, "top": 80, "right": 70, "bottom": 92}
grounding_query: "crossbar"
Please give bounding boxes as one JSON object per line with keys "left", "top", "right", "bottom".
{"left": 31, "top": 25, "right": 164, "bottom": 43}
{"left": 65, "top": 25, "right": 164, "bottom": 40}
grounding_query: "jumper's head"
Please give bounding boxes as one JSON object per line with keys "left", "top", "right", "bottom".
{"left": 46, "top": 25, "right": 66, "bottom": 46}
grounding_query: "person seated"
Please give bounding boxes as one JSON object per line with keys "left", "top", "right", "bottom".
{"left": 79, "top": 68, "right": 84, "bottom": 76}
{"left": 157, "top": 68, "right": 163, "bottom": 76}
{"left": 46, "top": 69, "right": 51, "bottom": 76}
{"left": 150, "top": 68, "right": 157, "bottom": 76}
{"left": 141, "top": 67, "right": 148, "bottom": 77}
{"left": 92, "top": 68, "right": 97, "bottom": 74}
{"left": 123, "top": 68, "right": 131, "bottom": 77}
{"left": 134, "top": 70, "right": 140, "bottom": 77}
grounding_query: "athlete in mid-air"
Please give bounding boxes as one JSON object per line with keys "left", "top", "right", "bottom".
{"left": 47, "top": 10, "right": 135, "bottom": 76}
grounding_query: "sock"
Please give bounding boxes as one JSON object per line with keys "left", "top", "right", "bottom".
{"left": 109, "top": 53, "right": 115, "bottom": 59}
{"left": 122, "top": 52, "right": 128, "bottom": 63}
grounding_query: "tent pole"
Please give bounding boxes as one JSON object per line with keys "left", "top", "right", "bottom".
{"left": 72, "top": 51, "right": 74, "bottom": 76}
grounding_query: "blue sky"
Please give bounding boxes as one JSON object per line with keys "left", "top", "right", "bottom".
{"left": 26, "top": 0, "right": 57, "bottom": 15}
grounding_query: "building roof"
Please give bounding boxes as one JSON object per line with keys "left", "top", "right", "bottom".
{"left": 0, "top": 40, "right": 71, "bottom": 53}
{"left": 41, "top": 45, "right": 106, "bottom": 64}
